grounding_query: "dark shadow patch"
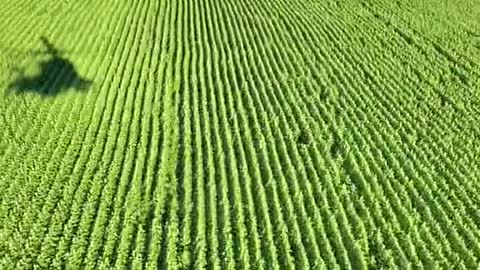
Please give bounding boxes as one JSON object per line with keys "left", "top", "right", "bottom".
{"left": 296, "top": 129, "right": 311, "bottom": 146}
{"left": 7, "top": 36, "right": 91, "bottom": 96}
{"left": 440, "top": 94, "right": 449, "bottom": 107}
{"left": 449, "top": 66, "right": 470, "bottom": 85}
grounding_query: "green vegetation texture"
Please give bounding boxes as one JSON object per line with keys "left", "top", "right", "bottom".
{"left": 0, "top": 0, "right": 480, "bottom": 269}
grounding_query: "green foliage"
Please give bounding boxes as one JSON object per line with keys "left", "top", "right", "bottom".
{"left": 0, "top": 0, "right": 479, "bottom": 269}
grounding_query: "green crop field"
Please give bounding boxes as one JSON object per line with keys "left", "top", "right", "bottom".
{"left": 1, "top": 0, "right": 480, "bottom": 269}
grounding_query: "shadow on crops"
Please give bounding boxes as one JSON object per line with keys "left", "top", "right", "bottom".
{"left": 8, "top": 36, "right": 91, "bottom": 96}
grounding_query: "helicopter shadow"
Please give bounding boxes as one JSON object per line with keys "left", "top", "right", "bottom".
{"left": 8, "top": 37, "right": 92, "bottom": 96}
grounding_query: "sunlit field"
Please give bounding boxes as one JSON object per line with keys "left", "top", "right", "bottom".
{"left": 1, "top": 0, "right": 480, "bottom": 268}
